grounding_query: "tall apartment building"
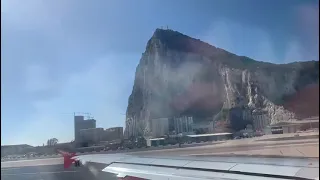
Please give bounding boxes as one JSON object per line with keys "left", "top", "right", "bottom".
{"left": 150, "top": 118, "right": 169, "bottom": 137}
{"left": 124, "top": 117, "right": 138, "bottom": 138}
{"left": 74, "top": 115, "right": 96, "bottom": 144}
{"left": 252, "top": 110, "right": 270, "bottom": 131}
{"left": 173, "top": 116, "right": 194, "bottom": 135}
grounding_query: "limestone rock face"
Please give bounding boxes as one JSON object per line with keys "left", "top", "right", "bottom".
{"left": 126, "top": 29, "right": 319, "bottom": 134}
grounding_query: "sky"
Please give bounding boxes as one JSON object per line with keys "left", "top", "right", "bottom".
{"left": 1, "top": 0, "right": 319, "bottom": 146}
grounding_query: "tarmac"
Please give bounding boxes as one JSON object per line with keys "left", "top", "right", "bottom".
{"left": 1, "top": 132, "right": 318, "bottom": 180}
{"left": 129, "top": 133, "right": 319, "bottom": 158}
{"left": 1, "top": 163, "right": 117, "bottom": 180}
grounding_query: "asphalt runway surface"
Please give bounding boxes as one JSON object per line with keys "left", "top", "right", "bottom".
{"left": 129, "top": 139, "right": 319, "bottom": 156}
{"left": 1, "top": 163, "right": 118, "bottom": 180}
{"left": 1, "top": 141, "right": 225, "bottom": 162}
{"left": 2, "top": 135, "right": 318, "bottom": 180}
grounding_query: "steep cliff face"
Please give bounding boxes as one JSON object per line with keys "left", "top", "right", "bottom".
{"left": 126, "top": 29, "right": 319, "bottom": 133}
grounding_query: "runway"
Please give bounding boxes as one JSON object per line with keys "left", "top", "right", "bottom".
{"left": 2, "top": 133, "right": 318, "bottom": 180}
{"left": 129, "top": 138, "right": 319, "bottom": 157}
{"left": 1, "top": 163, "right": 117, "bottom": 180}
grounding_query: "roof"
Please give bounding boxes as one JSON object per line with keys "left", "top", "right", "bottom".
{"left": 270, "top": 119, "right": 319, "bottom": 127}
{"left": 187, "top": 132, "right": 232, "bottom": 138}
{"left": 148, "top": 138, "right": 165, "bottom": 141}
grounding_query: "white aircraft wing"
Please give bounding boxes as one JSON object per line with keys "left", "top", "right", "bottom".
{"left": 72, "top": 154, "right": 319, "bottom": 180}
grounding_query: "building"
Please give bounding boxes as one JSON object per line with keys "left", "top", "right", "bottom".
{"left": 193, "top": 121, "right": 214, "bottom": 134}
{"left": 79, "top": 128, "right": 103, "bottom": 144}
{"left": 74, "top": 115, "right": 96, "bottom": 144}
{"left": 269, "top": 119, "right": 319, "bottom": 134}
{"left": 252, "top": 109, "right": 270, "bottom": 131}
{"left": 173, "top": 116, "right": 194, "bottom": 135}
{"left": 242, "top": 108, "right": 252, "bottom": 121}
{"left": 213, "top": 119, "right": 230, "bottom": 133}
{"left": 150, "top": 118, "right": 169, "bottom": 137}
{"left": 124, "top": 117, "right": 139, "bottom": 138}
{"left": 146, "top": 138, "right": 166, "bottom": 147}
{"left": 78, "top": 127, "right": 124, "bottom": 145}
{"left": 103, "top": 127, "right": 123, "bottom": 141}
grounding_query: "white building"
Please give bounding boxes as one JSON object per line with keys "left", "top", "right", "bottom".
{"left": 252, "top": 110, "right": 270, "bottom": 131}
{"left": 173, "top": 116, "right": 194, "bottom": 135}
{"left": 124, "top": 117, "right": 138, "bottom": 138}
{"left": 150, "top": 118, "right": 169, "bottom": 137}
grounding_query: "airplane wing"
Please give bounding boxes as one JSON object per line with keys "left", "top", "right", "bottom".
{"left": 66, "top": 153, "right": 319, "bottom": 180}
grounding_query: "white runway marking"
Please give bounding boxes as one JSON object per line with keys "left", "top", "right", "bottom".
{"left": 1, "top": 167, "right": 22, "bottom": 170}
{"left": 1, "top": 170, "right": 77, "bottom": 176}
{"left": 1, "top": 158, "right": 63, "bottom": 168}
{"left": 1, "top": 157, "right": 62, "bottom": 163}
{"left": 183, "top": 142, "right": 319, "bottom": 156}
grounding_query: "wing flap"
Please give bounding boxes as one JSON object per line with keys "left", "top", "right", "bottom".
{"left": 184, "top": 161, "right": 237, "bottom": 171}
{"left": 103, "top": 163, "right": 286, "bottom": 180}
{"left": 229, "top": 163, "right": 301, "bottom": 177}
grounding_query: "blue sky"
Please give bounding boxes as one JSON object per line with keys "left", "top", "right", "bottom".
{"left": 1, "top": 0, "right": 318, "bottom": 146}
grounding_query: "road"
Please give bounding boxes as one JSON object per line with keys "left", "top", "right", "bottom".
{"left": 1, "top": 163, "right": 117, "bottom": 180}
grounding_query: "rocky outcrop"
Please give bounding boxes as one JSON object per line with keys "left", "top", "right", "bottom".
{"left": 126, "top": 29, "right": 319, "bottom": 133}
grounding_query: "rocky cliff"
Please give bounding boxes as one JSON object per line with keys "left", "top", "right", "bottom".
{"left": 126, "top": 29, "right": 319, "bottom": 133}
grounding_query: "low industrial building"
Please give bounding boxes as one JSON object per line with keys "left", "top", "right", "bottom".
{"left": 146, "top": 138, "right": 166, "bottom": 147}
{"left": 193, "top": 121, "right": 214, "bottom": 134}
{"left": 269, "top": 119, "right": 319, "bottom": 134}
